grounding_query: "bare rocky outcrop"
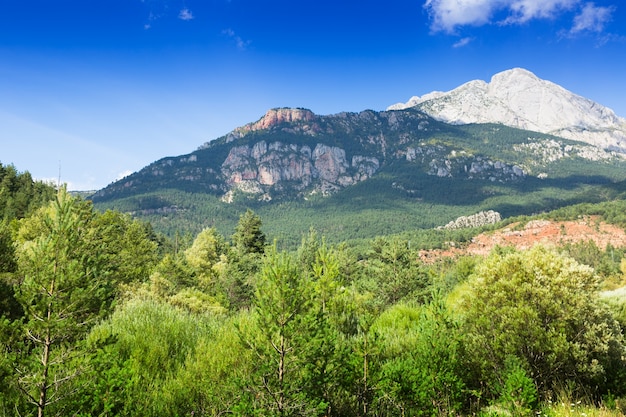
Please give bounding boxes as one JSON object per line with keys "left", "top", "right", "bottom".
{"left": 220, "top": 140, "right": 380, "bottom": 199}
{"left": 225, "top": 108, "right": 320, "bottom": 142}
{"left": 247, "top": 108, "right": 316, "bottom": 130}
{"left": 440, "top": 210, "right": 502, "bottom": 230}
{"left": 404, "top": 145, "right": 525, "bottom": 181}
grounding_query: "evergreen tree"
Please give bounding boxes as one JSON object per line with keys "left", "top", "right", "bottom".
{"left": 0, "top": 162, "right": 55, "bottom": 222}
{"left": 12, "top": 190, "right": 108, "bottom": 417}
{"left": 232, "top": 209, "right": 266, "bottom": 255}
{"left": 241, "top": 248, "right": 315, "bottom": 416}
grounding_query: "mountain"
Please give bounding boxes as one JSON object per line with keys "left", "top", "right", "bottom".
{"left": 91, "top": 73, "right": 626, "bottom": 246}
{"left": 387, "top": 68, "right": 626, "bottom": 153}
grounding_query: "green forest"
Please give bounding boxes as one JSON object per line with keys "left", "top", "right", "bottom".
{"left": 3, "top": 162, "right": 626, "bottom": 417}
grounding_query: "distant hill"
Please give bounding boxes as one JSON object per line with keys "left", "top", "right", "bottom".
{"left": 91, "top": 70, "right": 626, "bottom": 247}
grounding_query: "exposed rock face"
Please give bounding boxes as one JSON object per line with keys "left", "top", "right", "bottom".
{"left": 249, "top": 108, "right": 316, "bottom": 130}
{"left": 226, "top": 108, "right": 319, "bottom": 142}
{"left": 440, "top": 210, "right": 502, "bottom": 230}
{"left": 404, "top": 145, "right": 525, "bottom": 181}
{"left": 388, "top": 68, "right": 626, "bottom": 153}
{"left": 220, "top": 140, "right": 380, "bottom": 199}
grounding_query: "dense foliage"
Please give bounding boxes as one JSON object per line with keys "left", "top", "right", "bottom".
{"left": 3, "top": 163, "right": 626, "bottom": 416}
{"left": 0, "top": 209, "right": 624, "bottom": 415}
{"left": 0, "top": 162, "right": 56, "bottom": 222}
{"left": 93, "top": 173, "right": 626, "bottom": 250}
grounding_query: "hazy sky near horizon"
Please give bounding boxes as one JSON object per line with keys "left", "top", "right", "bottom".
{"left": 2, "top": 0, "right": 625, "bottom": 190}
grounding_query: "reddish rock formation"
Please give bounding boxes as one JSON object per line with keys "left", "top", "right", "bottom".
{"left": 239, "top": 108, "right": 317, "bottom": 132}
{"left": 419, "top": 217, "right": 626, "bottom": 263}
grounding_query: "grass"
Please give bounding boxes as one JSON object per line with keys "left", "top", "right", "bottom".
{"left": 477, "top": 385, "right": 626, "bottom": 417}
{"left": 539, "top": 401, "right": 623, "bottom": 417}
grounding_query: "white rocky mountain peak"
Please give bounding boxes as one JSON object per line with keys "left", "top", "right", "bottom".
{"left": 388, "top": 68, "right": 626, "bottom": 153}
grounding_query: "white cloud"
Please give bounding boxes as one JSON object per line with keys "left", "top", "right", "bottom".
{"left": 424, "top": 0, "right": 502, "bottom": 33}
{"left": 453, "top": 36, "right": 474, "bottom": 47}
{"left": 116, "top": 170, "right": 134, "bottom": 181}
{"left": 222, "top": 28, "right": 251, "bottom": 50}
{"left": 423, "top": 0, "right": 615, "bottom": 34}
{"left": 178, "top": 8, "right": 194, "bottom": 21}
{"left": 505, "top": 0, "right": 578, "bottom": 23}
{"left": 570, "top": 2, "right": 615, "bottom": 33}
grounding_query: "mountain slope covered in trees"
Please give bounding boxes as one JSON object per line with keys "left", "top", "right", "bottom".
{"left": 91, "top": 107, "right": 626, "bottom": 247}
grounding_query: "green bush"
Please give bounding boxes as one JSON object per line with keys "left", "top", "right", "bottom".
{"left": 457, "top": 246, "right": 626, "bottom": 399}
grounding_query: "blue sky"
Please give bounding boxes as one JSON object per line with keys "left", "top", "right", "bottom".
{"left": 1, "top": 0, "right": 625, "bottom": 190}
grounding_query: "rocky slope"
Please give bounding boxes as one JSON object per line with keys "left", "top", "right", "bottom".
{"left": 388, "top": 68, "right": 626, "bottom": 153}
{"left": 420, "top": 216, "right": 626, "bottom": 263}
{"left": 220, "top": 140, "right": 380, "bottom": 202}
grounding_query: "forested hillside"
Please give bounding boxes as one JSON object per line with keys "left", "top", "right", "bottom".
{"left": 92, "top": 109, "right": 626, "bottom": 248}
{"left": 2, "top": 164, "right": 626, "bottom": 416}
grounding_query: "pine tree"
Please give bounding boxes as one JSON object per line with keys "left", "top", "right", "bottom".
{"left": 232, "top": 209, "right": 266, "bottom": 255}
{"left": 13, "top": 190, "right": 106, "bottom": 417}
{"left": 242, "top": 248, "right": 313, "bottom": 416}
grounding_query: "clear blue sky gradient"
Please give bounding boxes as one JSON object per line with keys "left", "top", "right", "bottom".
{"left": 1, "top": 0, "right": 625, "bottom": 190}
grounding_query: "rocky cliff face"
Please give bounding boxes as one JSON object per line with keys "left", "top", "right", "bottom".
{"left": 440, "top": 210, "right": 502, "bottom": 230}
{"left": 220, "top": 140, "right": 380, "bottom": 201}
{"left": 403, "top": 145, "right": 525, "bottom": 181}
{"left": 388, "top": 68, "right": 626, "bottom": 153}
{"left": 225, "top": 108, "right": 320, "bottom": 142}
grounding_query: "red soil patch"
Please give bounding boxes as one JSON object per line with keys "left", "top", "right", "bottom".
{"left": 420, "top": 216, "right": 626, "bottom": 263}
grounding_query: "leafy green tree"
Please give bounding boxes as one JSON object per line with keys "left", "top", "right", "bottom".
{"left": 495, "top": 356, "right": 538, "bottom": 417}
{"left": 0, "top": 223, "right": 23, "bottom": 415}
{"left": 0, "top": 221, "right": 21, "bottom": 320}
{"left": 0, "top": 163, "right": 55, "bottom": 222}
{"left": 344, "top": 293, "right": 381, "bottom": 417}
{"left": 87, "top": 210, "right": 160, "bottom": 291}
{"left": 128, "top": 252, "right": 227, "bottom": 316}
{"left": 300, "top": 242, "right": 351, "bottom": 416}
{"left": 302, "top": 240, "right": 385, "bottom": 417}
{"left": 216, "top": 252, "right": 260, "bottom": 311}
{"left": 184, "top": 227, "right": 229, "bottom": 290}
{"left": 297, "top": 227, "right": 321, "bottom": 273}
{"left": 456, "top": 245, "right": 626, "bottom": 399}
{"left": 432, "top": 255, "right": 477, "bottom": 295}
{"left": 362, "top": 236, "right": 431, "bottom": 306}
{"left": 127, "top": 227, "right": 232, "bottom": 314}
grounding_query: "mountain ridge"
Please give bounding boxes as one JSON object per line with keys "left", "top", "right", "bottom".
{"left": 387, "top": 68, "right": 626, "bottom": 153}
